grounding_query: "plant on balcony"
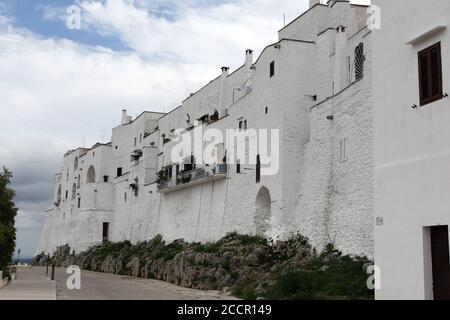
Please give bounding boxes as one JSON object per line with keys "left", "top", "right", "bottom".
{"left": 156, "top": 169, "right": 168, "bottom": 185}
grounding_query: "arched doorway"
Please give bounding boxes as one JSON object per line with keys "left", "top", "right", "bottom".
{"left": 255, "top": 186, "right": 271, "bottom": 236}
{"left": 87, "top": 166, "right": 96, "bottom": 183}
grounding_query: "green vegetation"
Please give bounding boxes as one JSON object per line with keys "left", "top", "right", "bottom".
{"left": 34, "top": 232, "right": 374, "bottom": 300}
{"left": 0, "top": 168, "right": 18, "bottom": 279}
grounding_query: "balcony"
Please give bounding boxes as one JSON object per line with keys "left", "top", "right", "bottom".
{"left": 157, "top": 164, "right": 227, "bottom": 193}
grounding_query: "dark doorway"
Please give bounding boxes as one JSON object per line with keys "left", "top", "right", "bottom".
{"left": 102, "top": 222, "right": 110, "bottom": 243}
{"left": 431, "top": 226, "right": 450, "bottom": 300}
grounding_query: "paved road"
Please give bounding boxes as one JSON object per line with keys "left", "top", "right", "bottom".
{"left": 0, "top": 267, "right": 56, "bottom": 300}
{"left": 1, "top": 267, "right": 235, "bottom": 300}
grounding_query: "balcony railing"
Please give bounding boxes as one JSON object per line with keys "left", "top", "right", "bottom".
{"left": 157, "top": 164, "right": 227, "bottom": 193}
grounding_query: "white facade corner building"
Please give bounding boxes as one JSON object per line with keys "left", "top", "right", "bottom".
{"left": 373, "top": 0, "right": 450, "bottom": 300}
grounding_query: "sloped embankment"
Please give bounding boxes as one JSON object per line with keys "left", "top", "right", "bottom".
{"left": 33, "top": 233, "right": 374, "bottom": 300}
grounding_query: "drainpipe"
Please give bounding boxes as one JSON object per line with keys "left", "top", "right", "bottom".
{"left": 333, "top": 26, "right": 347, "bottom": 94}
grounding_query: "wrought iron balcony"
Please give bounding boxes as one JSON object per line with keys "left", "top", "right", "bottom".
{"left": 157, "top": 164, "right": 227, "bottom": 193}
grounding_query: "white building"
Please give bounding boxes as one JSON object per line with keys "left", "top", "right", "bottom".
{"left": 36, "top": 0, "right": 374, "bottom": 261}
{"left": 373, "top": 0, "right": 450, "bottom": 300}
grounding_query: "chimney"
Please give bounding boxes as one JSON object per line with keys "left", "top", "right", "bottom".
{"left": 245, "top": 49, "right": 253, "bottom": 68}
{"left": 218, "top": 67, "right": 229, "bottom": 117}
{"left": 245, "top": 49, "right": 254, "bottom": 88}
{"left": 121, "top": 109, "right": 132, "bottom": 125}
{"left": 221, "top": 66, "right": 229, "bottom": 78}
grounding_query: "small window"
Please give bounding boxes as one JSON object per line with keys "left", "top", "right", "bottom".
{"left": 65, "top": 190, "right": 68, "bottom": 199}
{"left": 78, "top": 198, "right": 81, "bottom": 208}
{"left": 256, "top": 155, "right": 261, "bottom": 183}
{"left": 239, "top": 121, "right": 243, "bottom": 131}
{"left": 244, "top": 120, "right": 248, "bottom": 130}
{"left": 93, "top": 152, "right": 95, "bottom": 157}
{"left": 124, "top": 193, "right": 127, "bottom": 203}
{"left": 115, "top": 146, "right": 118, "bottom": 150}
{"left": 134, "top": 138, "right": 137, "bottom": 146}
{"left": 103, "top": 175, "right": 109, "bottom": 183}
{"left": 270, "top": 61, "right": 275, "bottom": 78}
{"left": 419, "top": 42, "right": 443, "bottom": 106}
{"left": 236, "top": 161, "right": 241, "bottom": 174}
{"left": 140, "top": 133, "right": 143, "bottom": 143}
{"left": 265, "top": 107, "right": 268, "bottom": 114}
{"left": 340, "top": 138, "right": 348, "bottom": 163}
{"left": 117, "top": 167, "right": 123, "bottom": 177}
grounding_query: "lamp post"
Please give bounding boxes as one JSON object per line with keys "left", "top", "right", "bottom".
{"left": 17, "top": 248, "right": 21, "bottom": 266}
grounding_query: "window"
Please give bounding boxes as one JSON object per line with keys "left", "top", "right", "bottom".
{"left": 124, "top": 193, "right": 127, "bottom": 203}
{"left": 419, "top": 42, "right": 443, "bottom": 106}
{"left": 239, "top": 121, "right": 243, "bottom": 131}
{"left": 103, "top": 176, "right": 109, "bottom": 183}
{"left": 78, "top": 198, "right": 81, "bottom": 208}
{"left": 244, "top": 120, "right": 248, "bottom": 130}
{"left": 74, "top": 157, "right": 79, "bottom": 171}
{"left": 265, "top": 107, "right": 269, "bottom": 114}
{"left": 117, "top": 167, "right": 123, "bottom": 177}
{"left": 77, "top": 174, "right": 80, "bottom": 188}
{"left": 71, "top": 183, "right": 76, "bottom": 200}
{"left": 65, "top": 190, "right": 68, "bottom": 199}
{"left": 340, "top": 138, "right": 348, "bottom": 162}
{"left": 140, "top": 133, "right": 143, "bottom": 143}
{"left": 134, "top": 138, "right": 137, "bottom": 146}
{"left": 270, "top": 61, "right": 275, "bottom": 78}
{"left": 236, "top": 161, "right": 241, "bottom": 174}
{"left": 87, "top": 166, "right": 96, "bottom": 183}
{"left": 355, "top": 43, "right": 365, "bottom": 81}
{"left": 256, "top": 155, "right": 261, "bottom": 183}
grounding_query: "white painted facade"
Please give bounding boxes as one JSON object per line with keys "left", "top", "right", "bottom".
{"left": 373, "top": 0, "right": 450, "bottom": 300}
{"left": 36, "top": 1, "right": 374, "bottom": 260}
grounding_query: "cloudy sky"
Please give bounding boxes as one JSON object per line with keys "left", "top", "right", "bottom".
{"left": 0, "top": 0, "right": 370, "bottom": 258}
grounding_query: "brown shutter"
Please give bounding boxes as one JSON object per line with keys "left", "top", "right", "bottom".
{"left": 419, "top": 42, "right": 443, "bottom": 106}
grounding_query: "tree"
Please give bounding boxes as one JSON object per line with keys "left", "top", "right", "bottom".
{"left": 0, "top": 167, "right": 18, "bottom": 275}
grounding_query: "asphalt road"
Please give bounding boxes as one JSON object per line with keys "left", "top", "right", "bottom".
{"left": 52, "top": 267, "right": 236, "bottom": 300}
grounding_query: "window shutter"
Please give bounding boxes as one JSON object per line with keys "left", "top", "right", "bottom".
{"left": 430, "top": 45, "right": 442, "bottom": 98}
{"left": 419, "top": 42, "right": 443, "bottom": 106}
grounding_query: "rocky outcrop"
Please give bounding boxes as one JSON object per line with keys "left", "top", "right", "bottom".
{"left": 33, "top": 233, "right": 373, "bottom": 300}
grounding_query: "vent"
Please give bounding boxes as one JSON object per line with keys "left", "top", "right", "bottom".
{"left": 354, "top": 43, "right": 365, "bottom": 81}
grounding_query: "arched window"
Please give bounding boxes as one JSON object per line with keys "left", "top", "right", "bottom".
{"left": 71, "top": 183, "right": 77, "bottom": 200}
{"left": 74, "top": 157, "right": 79, "bottom": 171}
{"left": 255, "top": 186, "right": 271, "bottom": 236}
{"left": 87, "top": 166, "right": 96, "bottom": 183}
